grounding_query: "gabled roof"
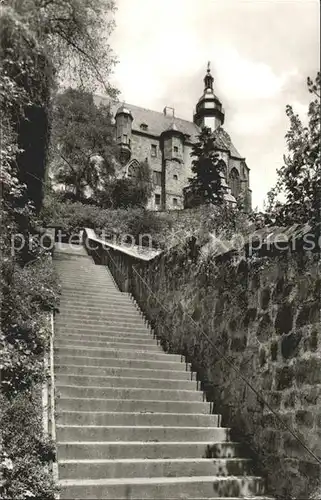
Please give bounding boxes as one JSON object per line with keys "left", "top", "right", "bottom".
{"left": 94, "top": 95, "right": 244, "bottom": 159}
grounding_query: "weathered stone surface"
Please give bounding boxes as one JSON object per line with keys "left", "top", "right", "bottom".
{"left": 283, "top": 390, "right": 296, "bottom": 408}
{"left": 297, "top": 302, "right": 320, "bottom": 327}
{"left": 275, "top": 302, "right": 294, "bottom": 335}
{"left": 281, "top": 331, "right": 302, "bottom": 359}
{"left": 257, "top": 313, "right": 272, "bottom": 340}
{"left": 276, "top": 366, "right": 294, "bottom": 390}
{"left": 130, "top": 235, "right": 321, "bottom": 500}
{"left": 295, "top": 357, "right": 321, "bottom": 385}
{"left": 270, "top": 340, "right": 278, "bottom": 361}
{"left": 243, "top": 307, "right": 257, "bottom": 327}
{"left": 260, "top": 287, "right": 271, "bottom": 310}
{"left": 295, "top": 410, "right": 314, "bottom": 428}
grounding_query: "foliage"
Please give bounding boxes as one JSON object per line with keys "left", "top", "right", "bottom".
{"left": 184, "top": 127, "right": 225, "bottom": 208}
{"left": 0, "top": 6, "right": 54, "bottom": 212}
{"left": 50, "top": 87, "right": 118, "bottom": 201}
{"left": 266, "top": 72, "right": 321, "bottom": 225}
{"left": 1, "top": 255, "right": 60, "bottom": 396}
{"left": 0, "top": 0, "right": 117, "bottom": 494}
{"left": 0, "top": 393, "right": 57, "bottom": 499}
{"left": 3, "top": 0, "right": 118, "bottom": 93}
{"left": 40, "top": 195, "right": 251, "bottom": 252}
{"left": 40, "top": 196, "right": 173, "bottom": 247}
{"left": 99, "top": 159, "right": 154, "bottom": 209}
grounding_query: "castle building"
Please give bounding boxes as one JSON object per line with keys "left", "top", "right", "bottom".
{"left": 95, "top": 64, "right": 252, "bottom": 211}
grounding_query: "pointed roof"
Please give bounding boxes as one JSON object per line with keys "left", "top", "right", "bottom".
{"left": 162, "top": 120, "right": 185, "bottom": 136}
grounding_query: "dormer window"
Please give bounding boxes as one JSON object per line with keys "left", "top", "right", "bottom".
{"left": 140, "top": 123, "right": 148, "bottom": 131}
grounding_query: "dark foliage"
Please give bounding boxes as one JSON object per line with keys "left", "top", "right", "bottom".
{"left": 184, "top": 127, "right": 225, "bottom": 208}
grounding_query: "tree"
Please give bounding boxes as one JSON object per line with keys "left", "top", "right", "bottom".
{"left": 51, "top": 87, "right": 118, "bottom": 201}
{"left": 3, "top": 0, "right": 118, "bottom": 93}
{"left": 184, "top": 127, "right": 225, "bottom": 208}
{"left": 266, "top": 72, "right": 320, "bottom": 225}
{"left": 98, "top": 159, "right": 153, "bottom": 209}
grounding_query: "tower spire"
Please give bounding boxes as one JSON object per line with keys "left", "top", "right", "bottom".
{"left": 193, "top": 61, "right": 224, "bottom": 130}
{"left": 204, "top": 61, "right": 214, "bottom": 91}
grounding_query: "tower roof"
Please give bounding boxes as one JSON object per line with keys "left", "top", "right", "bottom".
{"left": 194, "top": 62, "right": 225, "bottom": 127}
{"left": 115, "top": 103, "right": 133, "bottom": 118}
{"left": 164, "top": 121, "right": 184, "bottom": 134}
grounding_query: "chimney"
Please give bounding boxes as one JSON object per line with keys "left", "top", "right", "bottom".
{"left": 163, "top": 106, "right": 175, "bottom": 117}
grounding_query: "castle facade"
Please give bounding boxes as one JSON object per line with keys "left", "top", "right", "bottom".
{"left": 96, "top": 64, "right": 252, "bottom": 211}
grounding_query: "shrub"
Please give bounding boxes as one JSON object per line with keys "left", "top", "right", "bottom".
{"left": 0, "top": 392, "right": 57, "bottom": 499}
{"left": 40, "top": 196, "right": 174, "bottom": 247}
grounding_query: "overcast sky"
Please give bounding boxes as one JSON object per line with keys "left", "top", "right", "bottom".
{"left": 109, "top": 0, "right": 320, "bottom": 209}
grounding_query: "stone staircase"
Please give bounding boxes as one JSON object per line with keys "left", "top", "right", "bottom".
{"left": 53, "top": 243, "right": 272, "bottom": 499}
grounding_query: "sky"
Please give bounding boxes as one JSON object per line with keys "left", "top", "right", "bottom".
{"left": 109, "top": 0, "right": 320, "bottom": 209}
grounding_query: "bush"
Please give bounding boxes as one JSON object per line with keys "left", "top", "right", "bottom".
{"left": 0, "top": 253, "right": 59, "bottom": 498}
{"left": 40, "top": 196, "right": 174, "bottom": 248}
{"left": 0, "top": 392, "right": 57, "bottom": 499}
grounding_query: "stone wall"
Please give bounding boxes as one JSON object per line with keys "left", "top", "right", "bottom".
{"left": 127, "top": 235, "right": 320, "bottom": 499}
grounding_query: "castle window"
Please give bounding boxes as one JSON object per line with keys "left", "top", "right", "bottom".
{"left": 153, "top": 171, "right": 162, "bottom": 186}
{"left": 151, "top": 144, "right": 157, "bottom": 157}
{"left": 173, "top": 197, "right": 178, "bottom": 206}
{"left": 219, "top": 159, "right": 227, "bottom": 178}
{"left": 123, "top": 134, "right": 128, "bottom": 143}
{"left": 155, "top": 194, "right": 161, "bottom": 206}
{"left": 127, "top": 162, "right": 139, "bottom": 179}
{"left": 173, "top": 174, "right": 178, "bottom": 180}
{"left": 229, "top": 168, "right": 241, "bottom": 198}
{"left": 173, "top": 146, "right": 179, "bottom": 153}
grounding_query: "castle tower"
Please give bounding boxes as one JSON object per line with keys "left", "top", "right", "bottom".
{"left": 160, "top": 121, "right": 185, "bottom": 210}
{"left": 193, "top": 62, "right": 225, "bottom": 131}
{"left": 115, "top": 104, "right": 133, "bottom": 164}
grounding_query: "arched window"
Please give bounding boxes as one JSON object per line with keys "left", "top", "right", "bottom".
{"left": 218, "top": 159, "right": 227, "bottom": 178}
{"left": 229, "top": 168, "right": 241, "bottom": 198}
{"left": 127, "top": 159, "right": 140, "bottom": 179}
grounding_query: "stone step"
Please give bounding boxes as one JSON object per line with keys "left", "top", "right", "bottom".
{"left": 56, "top": 317, "right": 147, "bottom": 328}
{"left": 60, "top": 293, "right": 126, "bottom": 303}
{"left": 55, "top": 332, "right": 158, "bottom": 346}
{"left": 54, "top": 354, "right": 189, "bottom": 371}
{"left": 54, "top": 345, "right": 182, "bottom": 362}
{"left": 55, "top": 336, "right": 160, "bottom": 351}
{"left": 58, "top": 457, "right": 251, "bottom": 480}
{"left": 58, "top": 297, "right": 134, "bottom": 307}
{"left": 55, "top": 385, "right": 204, "bottom": 402}
{"left": 58, "top": 304, "right": 141, "bottom": 314}
{"left": 56, "top": 325, "right": 152, "bottom": 336}
{"left": 55, "top": 364, "right": 194, "bottom": 381}
{"left": 61, "top": 286, "right": 120, "bottom": 295}
{"left": 59, "top": 475, "right": 265, "bottom": 499}
{"left": 61, "top": 285, "right": 119, "bottom": 293}
{"left": 57, "top": 441, "right": 243, "bottom": 460}
{"left": 56, "top": 374, "right": 197, "bottom": 390}
{"left": 59, "top": 276, "right": 116, "bottom": 283}
{"left": 54, "top": 254, "right": 90, "bottom": 261}
{"left": 56, "top": 310, "right": 144, "bottom": 321}
{"left": 57, "top": 411, "right": 221, "bottom": 427}
{"left": 58, "top": 303, "right": 142, "bottom": 313}
{"left": 57, "top": 397, "right": 211, "bottom": 414}
{"left": 56, "top": 425, "right": 230, "bottom": 442}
